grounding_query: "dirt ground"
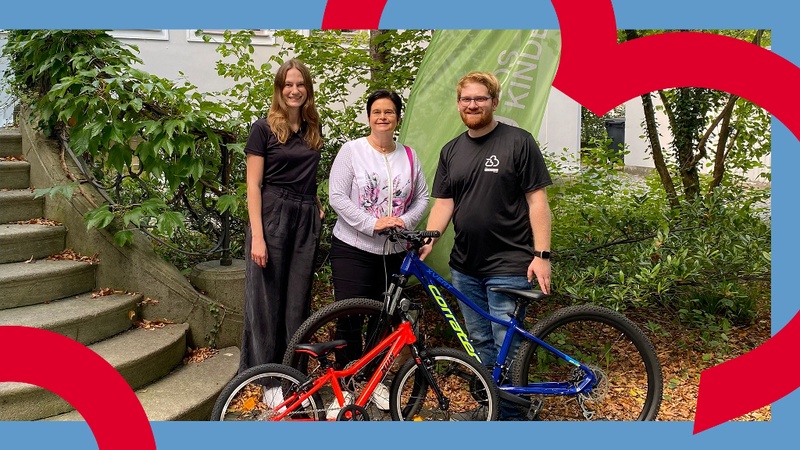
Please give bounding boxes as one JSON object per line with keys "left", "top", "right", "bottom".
{"left": 624, "top": 300, "right": 772, "bottom": 421}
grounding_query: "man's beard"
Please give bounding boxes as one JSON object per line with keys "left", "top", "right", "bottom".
{"left": 460, "top": 110, "right": 493, "bottom": 130}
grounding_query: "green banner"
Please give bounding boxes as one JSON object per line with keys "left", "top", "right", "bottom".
{"left": 398, "top": 30, "right": 562, "bottom": 279}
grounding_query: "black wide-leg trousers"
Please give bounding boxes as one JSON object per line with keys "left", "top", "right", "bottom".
{"left": 238, "top": 184, "right": 321, "bottom": 373}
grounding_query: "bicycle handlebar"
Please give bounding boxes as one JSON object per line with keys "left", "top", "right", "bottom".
{"left": 381, "top": 227, "right": 441, "bottom": 250}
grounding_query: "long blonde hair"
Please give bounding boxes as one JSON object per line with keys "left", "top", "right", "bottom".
{"left": 267, "top": 59, "right": 323, "bottom": 150}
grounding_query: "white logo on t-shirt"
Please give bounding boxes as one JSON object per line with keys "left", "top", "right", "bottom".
{"left": 484, "top": 155, "right": 500, "bottom": 173}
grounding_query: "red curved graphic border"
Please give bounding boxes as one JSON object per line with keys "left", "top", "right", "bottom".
{"left": 0, "top": 326, "right": 156, "bottom": 449}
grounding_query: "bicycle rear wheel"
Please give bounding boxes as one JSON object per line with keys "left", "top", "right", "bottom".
{"left": 389, "top": 347, "right": 499, "bottom": 421}
{"left": 211, "top": 364, "right": 325, "bottom": 421}
{"left": 512, "top": 305, "right": 663, "bottom": 421}
{"left": 283, "top": 298, "right": 388, "bottom": 375}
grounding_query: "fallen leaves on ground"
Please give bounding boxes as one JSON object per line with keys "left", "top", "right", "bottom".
{"left": 624, "top": 301, "right": 771, "bottom": 422}
{"left": 91, "top": 288, "right": 126, "bottom": 298}
{"left": 0, "top": 155, "right": 24, "bottom": 161}
{"left": 134, "top": 318, "right": 177, "bottom": 330}
{"left": 47, "top": 248, "right": 99, "bottom": 264}
{"left": 138, "top": 297, "right": 159, "bottom": 307}
{"left": 184, "top": 347, "right": 219, "bottom": 364}
{"left": 12, "top": 218, "right": 61, "bottom": 226}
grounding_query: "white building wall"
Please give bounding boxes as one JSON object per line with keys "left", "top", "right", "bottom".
{"left": 538, "top": 87, "right": 581, "bottom": 169}
{"left": 112, "top": 30, "right": 279, "bottom": 94}
{"left": 624, "top": 95, "right": 673, "bottom": 169}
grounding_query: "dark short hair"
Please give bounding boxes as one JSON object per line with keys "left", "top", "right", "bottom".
{"left": 366, "top": 89, "right": 403, "bottom": 120}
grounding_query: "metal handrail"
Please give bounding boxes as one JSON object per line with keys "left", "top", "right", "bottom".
{"left": 56, "top": 127, "right": 236, "bottom": 266}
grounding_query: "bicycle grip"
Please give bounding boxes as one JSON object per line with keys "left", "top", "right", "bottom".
{"left": 418, "top": 230, "right": 441, "bottom": 238}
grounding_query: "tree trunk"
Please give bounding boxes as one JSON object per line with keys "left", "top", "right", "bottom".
{"left": 707, "top": 30, "right": 763, "bottom": 191}
{"left": 623, "top": 30, "right": 679, "bottom": 208}
{"left": 708, "top": 95, "right": 737, "bottom": 191}
{"left": 658, "top": 89, "right": 701, "bottom": 202}
{"left": 640, "top": 93, "right": 680, "bottom": 208}
{"left": 678, "top": 145, "right": 701, "bottom": 200}
{"left": 369, "top": 30, "right": 389, "bottom": 82}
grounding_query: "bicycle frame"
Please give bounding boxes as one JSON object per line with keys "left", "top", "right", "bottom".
{"left": 271, "top": 319, "right": 425, "bottom": 420}
{"left": 396, "top": 249, "right": 598, "bottom": 397}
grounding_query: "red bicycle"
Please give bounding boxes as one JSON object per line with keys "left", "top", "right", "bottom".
{"left": 211, "top": 292, "right": 499, "bottom": 421}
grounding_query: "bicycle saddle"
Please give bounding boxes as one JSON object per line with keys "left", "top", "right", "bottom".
{"left": 489, "top": 287, "right": 548, "bottom": 303}
{"left": 294, "top": 339, "right": 348, "bottom": 358}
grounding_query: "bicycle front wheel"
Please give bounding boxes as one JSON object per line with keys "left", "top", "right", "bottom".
{"left": 211, "top": 364, "right": 325, "bottom": 421}
{"left": 389, "top": 347, "right": 499, "bottom": 421}
{"left": 512, "top": 305, "right": 663, "bottom": 421}
{"left": 283, "top": 298, "right": 387, "bottom": 375}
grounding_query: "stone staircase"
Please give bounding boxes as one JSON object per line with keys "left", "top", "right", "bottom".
{"left": 0, "top": 127, "right": 239, "bottom": 421}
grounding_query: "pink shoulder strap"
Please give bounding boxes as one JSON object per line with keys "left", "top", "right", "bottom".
{"left": 404, "top": 145, "right": 414, "bottom": 209}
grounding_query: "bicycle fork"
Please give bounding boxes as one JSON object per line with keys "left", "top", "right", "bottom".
{"left": 408, "top": 344, "right": 450, "bottom": 411}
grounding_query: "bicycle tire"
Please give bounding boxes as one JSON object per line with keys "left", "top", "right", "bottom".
{"left": 389, "top": 347, "right": 499, "bottom": 421}
{"left": 511, "top": 305, "right": 663, "bottom": 421}
{"left": 282, "top": 298, "right": 387, "bottom": 375}
{"left": 211, "top": 363, "right": 325, "bottom": 421}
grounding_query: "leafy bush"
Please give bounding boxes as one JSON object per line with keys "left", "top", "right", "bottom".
{"left": 2, "top": 30, "right": 242, "bottom": 270}
{"left": 547, "top": 142, "right": 770, "bottom": 326}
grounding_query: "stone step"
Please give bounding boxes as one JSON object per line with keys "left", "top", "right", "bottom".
{"left": 0, "top": 259, "right": 96, "bottom": 310}
{"left": 0, "top": 323, "right": 190, "bottom": 421}
{"left": 0, "top": 161, "right": 30, "bottom": 190}
{"left": 0, "top": 223, "right": 67, "bottom": 264}
{"left": 0, "top": 190, "right": 43, "bottom": 224}
{"left": 0, "top": 128, "right": 22, "bottom": 158}
{"left": 0, "top": 291, "right": 142, "bottom": 345}
{"left": 46, "top": 346, "right": 241, "bottom": 421}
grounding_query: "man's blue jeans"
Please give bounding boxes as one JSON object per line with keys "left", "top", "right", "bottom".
{"left": 451, "top": 269, "right": 533, "bottom": 420}
{"left": 450, "top": 268, "right": 532, "bottom": 369}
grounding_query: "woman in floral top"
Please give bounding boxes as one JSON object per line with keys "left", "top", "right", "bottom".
{"left": 326, "top": 89, "right": 429, "bottom": 414}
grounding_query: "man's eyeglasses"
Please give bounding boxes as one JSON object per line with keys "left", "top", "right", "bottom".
{"left": 458, "top": 96, "right": 493, "bottom": 106}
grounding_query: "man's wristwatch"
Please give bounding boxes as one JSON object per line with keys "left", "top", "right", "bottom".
{"left": 533, "top": 250, "right": 551, "bottom": 260}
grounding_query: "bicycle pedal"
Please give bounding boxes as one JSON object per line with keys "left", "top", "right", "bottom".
{"left": 526, "top": 398, "right": 543, "bottom": 421}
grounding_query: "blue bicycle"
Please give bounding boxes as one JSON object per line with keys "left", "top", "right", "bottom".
{"left": 285, "top": 228, "right": 663, "bottom": 421}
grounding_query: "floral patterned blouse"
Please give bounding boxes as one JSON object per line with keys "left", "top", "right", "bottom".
{"left": 329, "top": 137, "right": 429, "bottom": 254}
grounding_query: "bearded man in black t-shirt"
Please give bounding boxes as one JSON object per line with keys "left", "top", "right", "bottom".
{"left": 420, "top": 71, "right": 553, "bottom": 375}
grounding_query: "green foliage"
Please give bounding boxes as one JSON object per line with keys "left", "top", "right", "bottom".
{"left": 33, "top": 182, "right": 79, "bottom": 200}
{"left": 2, "top": 30, "right": 240, "bottom": 271}
{"left": 547, "top": 142, "right": 770, "bottom": 327}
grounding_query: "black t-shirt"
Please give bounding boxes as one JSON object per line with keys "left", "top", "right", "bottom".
{"left": 432, "top": 122, "right": 552, "bottom": 277}
{"left": 244, "top": 119, "right": 321, "bottom": 195}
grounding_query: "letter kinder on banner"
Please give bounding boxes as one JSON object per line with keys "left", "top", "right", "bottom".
{"left": 398, "top": 29, "right": 562, "bottom": 279}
